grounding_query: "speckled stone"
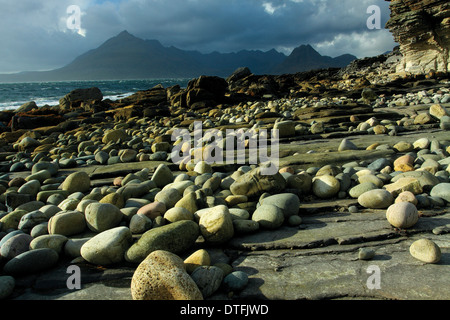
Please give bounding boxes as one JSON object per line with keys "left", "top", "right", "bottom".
{"left": 409, "top": 239, "right": 441, "bottom": 263}
{"left": 131, "top": 250, "right": 203, "bottom": 300}
{"left": 386, "top": 202, "right": 419, "bottom": 229}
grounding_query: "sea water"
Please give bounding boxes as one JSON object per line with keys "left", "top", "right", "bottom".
{"left": 0, "top": 79, "right": 190, "bottom": 111}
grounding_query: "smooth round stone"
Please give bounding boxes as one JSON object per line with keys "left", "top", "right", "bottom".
{"left": 102, "top": 129, "right": 128, "bottom": 144}
{"left": 191, "top": 266, "right": 224, "bottom": 298}
{"left": 0, "top": 230, "right": 24, "bottom": 248}
{"left": 358, "top": 248, "right": 375, "bottom": 260}
{"left": 430, "top": 183, "right": 450, "bottom": 202}
{"left": 58, "top": 198, "right": 80, "bottom": 211}
{"left": 95, "top": 151, "right": 109, "bottom": 164}
{"left": 64, "top": 237, "right": 90, "bottom": 258}
{"left": 358, "top": 189, "right": 394, "bottom": 209}
{"left": 3, "top": 248, "right": 59, "bottom": 276}
{"left": 9, "top": 162, "right": 25, "bottom": 172}
{"left": 31, "top": 162, "right": 58, "bottom": 176}
{"left": 30, "top": 234, "right": 68, "bottom": 255}
{"left": 358, "top": 174, "right": 384, "bottom": 188}
{"left": 18, "top": 180, "right": 41, "bottom": 196}
{"left": 164, "top": 207, "right": 194, "bottom": 223}
{"left": 99, "top": 193, "right": 125, "bottom": 209}
{"left": 150, "top": 151, "right": 167, "bottom": 161}
{"left": 194, "top": 161, "right": 213, "bottom": 174}
{"left": 125, "top": 198, "right": 151, "bottom": 209}
{"left": 0, "top": 276, "right": 15, "bottom": 299}
{"left": 18, "top": 210, "right": 48, "bottom": 233}
{"left": 26, "top": 169, "right": 52, "bottom": 183}
{"left": 223, "top": 271, "right": 248, "bottom": 292}
{"left": 286, "top": 172, "right": 312, "bottom": 193}
{"left": 274, "top": 120, "right": 296, "bottom": 138}
{"left": 120, "top": 149, "right": 137, "bottom": 162}
{"left": 199, "top": 205, "right": 234, "bottom": 244}
{"left": 48, "top": 210, "right": 86, "bottom": 236}
{"left": 233, "top": 219, "right": 260, "bottom": 234}
{"left": 151, "top": 164, "right": 174, "bottom": 188}
{"left": 386, "top": 202, "right": 419, "bottom": 229}
{"left": 259, "top": 193, "right": 300, "bottom": 218}
{"left": 225, "top": 195, "right": 248, "bottom": 207}
{"left": 338, "top": 138, "right": 358, "bottom": 151}
{"left": 0, "top": 210, "right": 28, "bottom": 231}
{"left": 81, "top": 226, "right": 133, "bottom": 265}
{"left": 85, "top": 203, "right": 124, "bottom": 233}
{"left": 76, "top": 199, "right": 98, "bottom": 213}
{"left": 348, "top": 205, "right": 359, "bottom": 213}
{"left": 312, "top": 175, "right": 340, "bottom": 199}
{"left": 137, "top": 202, "right": 166, "bottom": 219}
{"left": 409, "top": 239, "right": 441, "bottom": 264}
{"left": 174, "top": 192, "right": 198, "bottom": 214}
{"left": 8, "top": 177, "right": 26, "bottom": 188}
{"left": 30, "top": 222, "right": 49, "bottom": 238}
{"left": 0, "top": 233, "right": 33, "bottom": 260}
{"left": 349, "top": 182, "right": 378, "bottom": 198}
{"left": 131, "top": 250, "right": 203, "bottom": 300}
{"left": 39, "top": 204, "right": 61, "bottom": 218}
{"left": 59, "top": 158, "right": 77, "bottom": 168}
{"left": 395, "top": 191, "right": 418, "bottom": 205}
{"left": 229, "top": 208, "right": 250, "bottom": 220}
{"left": 61, "top": 171, "right": 91, "bottom": 194}
{"left": 184, "top": 249, "right": 211, "bottom": 274}
{"left": 46, "top": 193, "right": 67, "bottom": 206}
{"left": 125, "top": 220, "right": 200, "bottom": 264}
{"left": 393, "top": 141, "right": 414, "bottom": 153}
{"left": 154, "top": 188, "right": 182, "bottom": 208}
{"left": 118, "top": 181, "right": 154, "bottom": 200}
{"left": 129, "top": 213, "right": 153, "bottom": 234}
{"left": 413, "top": 138, "right": 430, "bottom": 150}
{"left": 166, "top": 180, "right": 195, "bottom": 195}
{"left": 316, "top": 165, "right": 342, "bottom": 177}
{"left": 393, "top": 154, "right": 415, "bottom": 172}
{"left": 287, "top": 215, "right": 302, "bottom": 226}
{"left": 252, "top": 204, "right": 284, "bottom": 229}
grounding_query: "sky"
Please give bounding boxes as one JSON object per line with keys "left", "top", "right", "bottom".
{"left": 0, "top": 0, "right": 397, "bottom": 73}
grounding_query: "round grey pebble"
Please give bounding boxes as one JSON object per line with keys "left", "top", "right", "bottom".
{"left": 191, "top": 266, "right": 224, "bottom": 298}
{"left": 223, "top": 270, "right": 248, "bottom": 292}
{"left": 358, "top": 248, "right": 375, "bottom": 260}
{"left": 3, "top": 248, "right": 59, "bottom": 276}
{"left": 348, "top": 205, "right": 359, "bottom": 213}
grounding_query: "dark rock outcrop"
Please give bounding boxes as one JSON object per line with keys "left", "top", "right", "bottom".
{"left": 385, "top": 0, "right": 450, "bottom": 74}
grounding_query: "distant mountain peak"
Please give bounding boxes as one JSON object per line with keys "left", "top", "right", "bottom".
{"left": 0, "top": 31, "right": 356, "bottom": 81}
{"left": 115, "top": 30, "right": 135, "bottom": 39}
{"left": 271, "top": 43, "right": 357, "bottom": 74}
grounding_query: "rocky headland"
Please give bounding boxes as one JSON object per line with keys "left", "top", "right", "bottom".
{"left": 0, "top": 1, "right": 449, "bottom": 301}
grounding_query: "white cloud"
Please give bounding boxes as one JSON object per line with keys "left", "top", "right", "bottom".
{"left": 262, "top": 2, "right": 286, "bottom": 15}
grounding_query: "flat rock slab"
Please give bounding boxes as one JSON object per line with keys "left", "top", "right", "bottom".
{"left": 229, "top": 209, "right": 450, "bottom": 300}
{"left": 232, "top": 234, "right": 449, "bottom": 300}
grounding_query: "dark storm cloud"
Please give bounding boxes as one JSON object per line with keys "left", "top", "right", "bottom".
{"left": 0, "top": 0, "right": 396, "bottom": 73}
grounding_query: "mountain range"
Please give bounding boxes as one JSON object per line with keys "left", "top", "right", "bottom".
{"left": 0, "top": 31, "right": 357, "bottom": 82}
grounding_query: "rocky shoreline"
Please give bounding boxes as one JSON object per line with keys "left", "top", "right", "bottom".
{"left": 0, "top": 58, "right": 449, "bottom": 300}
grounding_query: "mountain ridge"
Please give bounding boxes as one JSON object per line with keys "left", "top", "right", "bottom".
{"left": 0, "top": 30, "right": 357, "bottom": 82}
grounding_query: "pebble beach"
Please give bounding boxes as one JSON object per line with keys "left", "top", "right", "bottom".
{"left": 0, "top": 61, "right": 449, "bottom": 300}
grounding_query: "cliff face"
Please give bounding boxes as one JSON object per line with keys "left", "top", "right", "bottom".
{"left": 385, "top": 0, "right": 450, "bottom": 74}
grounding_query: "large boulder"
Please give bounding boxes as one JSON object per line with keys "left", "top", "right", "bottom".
{"left": 59, "top": 87, "right": 103, "bottom": 110}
